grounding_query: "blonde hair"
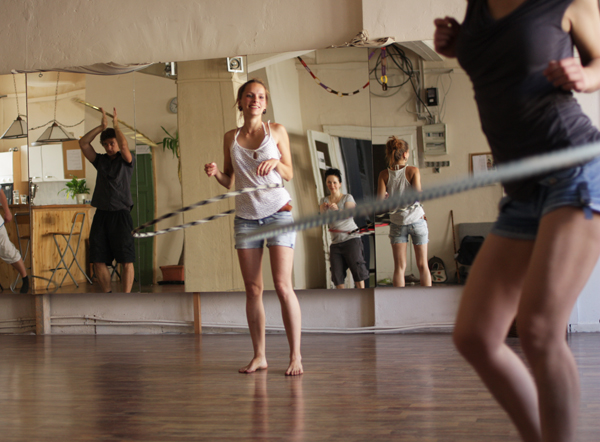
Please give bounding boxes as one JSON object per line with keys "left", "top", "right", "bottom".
{"left": 385, "top": 136, "right": 409, "bottom": 167}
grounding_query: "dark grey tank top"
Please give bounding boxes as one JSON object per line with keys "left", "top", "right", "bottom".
{"left": 456, "top": 0, "right": 600, "bottom": 198}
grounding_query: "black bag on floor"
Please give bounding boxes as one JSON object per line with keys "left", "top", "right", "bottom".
{"left": 456, "top": 236, "right": 485, "bottom": 266}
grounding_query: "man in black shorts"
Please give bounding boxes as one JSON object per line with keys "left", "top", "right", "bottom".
{"left": 79, "top": 107, "right": 135, "bottom": 292}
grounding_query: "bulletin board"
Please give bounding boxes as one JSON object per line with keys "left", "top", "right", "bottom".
{"left": 62, "top": 140, "right": 86, "bottom": 179}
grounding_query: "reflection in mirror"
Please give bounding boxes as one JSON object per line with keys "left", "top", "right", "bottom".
{"left": 369, "top": 43, "right": 503, "bottom": 286}
{"left": 179, "top": 47, "right": 373, "bottom": 293}
{"left": 24, "top": 71, "right": 137, "bottom": 293}
{"left": 131, "top": 68, "right": 179, "bottom": 292}
{"left": 249, "top": 48, "right": 374, "bottom": 290}
{"left": 0, "top": 73, "right": 30, "bottom": 292}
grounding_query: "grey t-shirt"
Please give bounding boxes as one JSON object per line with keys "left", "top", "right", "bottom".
{"left": 321, "top": 194, "right": 360, "bottom": 244}
{"left": 91, "top": 152, "right": 135, "bottom": 211}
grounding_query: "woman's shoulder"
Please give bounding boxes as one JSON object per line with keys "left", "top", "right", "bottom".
{"left": 405, "top": 166, "right": 420, "bottom": 184}
{"left": 378, "top": 168, "right": 389, "bottom": 181}
{"left": 223, "top": 128, "right": 238, "bottom": 144}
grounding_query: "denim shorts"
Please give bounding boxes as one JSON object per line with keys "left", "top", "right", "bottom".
{"left": 491, "top": 157, "right": 600, "bottom": 241}
{"left": 389, "top": 218, "right": 429, "bottom": 245}
{"left": 234, "top": 211, "right": 296, "bottom": 249}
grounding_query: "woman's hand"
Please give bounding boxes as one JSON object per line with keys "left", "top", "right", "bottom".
{"left": 434, "top": 17, "right": 461, "bottom": 58}
{"left": 325, "top": 202, "right": 339, "bottom": 211}
{"left": 204, "top": 162, "right": 219, "bottom": 177}
{"left": 544, "top": 58, "right": 590, "bottom": 92}
{"left": 257, "top": 159, "right": 279, "bottom": 176}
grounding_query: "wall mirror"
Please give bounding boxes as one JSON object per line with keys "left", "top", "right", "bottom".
{"left": 0, "top": 73, "right": 29, "bottom": 291}
{"left": 368, "top": 43, "right": 502, "bottom": 286}
{"left": 169, "top": 47, "right": 374, "bottom": 293}
{"left": 24, "top": 71, "right": 139, "bottom": 293}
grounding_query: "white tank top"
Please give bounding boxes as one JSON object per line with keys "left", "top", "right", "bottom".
{"left": 387, "top": 167, "right": 424, "bottom": 225}
{"left": 230, "top": 122, "right": 292, "bottom": 220}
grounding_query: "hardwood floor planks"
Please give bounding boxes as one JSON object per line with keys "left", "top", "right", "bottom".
{"left": 0, "top": 333, "right": 598, "bottom": 441}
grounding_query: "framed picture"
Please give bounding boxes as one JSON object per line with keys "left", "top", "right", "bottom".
{"left": 469, "top": 152, "right": 495, "bottom": 176}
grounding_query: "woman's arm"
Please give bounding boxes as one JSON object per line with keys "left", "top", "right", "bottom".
{"left": 407, "top": 166, "right": 423, "bottom": 192}
{"left": 376, "top": 170, "right": 389, "bottom": 200}
{"left": 205, "top": 131, "right": 235, "bottom": 189}
{"left": 257, "top": 123, "right": 293, "bottom": 181}
{"left": 344, "top": 195, "right": 357, "bottom": 210}
{"left": 544, "top": 0, "right": 600, "bottom": 93}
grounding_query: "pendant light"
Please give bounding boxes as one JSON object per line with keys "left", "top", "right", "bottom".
{"left": 36, "top": 72, "right": 76, "bottom": 143}
{"left": 1, "top": 74, "right": 28, "bottom": 139}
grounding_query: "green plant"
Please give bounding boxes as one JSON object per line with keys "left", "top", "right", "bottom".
{"left": 159, "top": 126, "right": 182, "bottom": 184}
{"left": 159, "top": 126, "right": 179, "bottom": 158}
{"left": 59, "top": 176, "right": 90, "bottom": 199}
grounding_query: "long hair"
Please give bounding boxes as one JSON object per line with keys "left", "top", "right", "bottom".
{"left": 385, "top": 136, "right": 409, "bottom": 167}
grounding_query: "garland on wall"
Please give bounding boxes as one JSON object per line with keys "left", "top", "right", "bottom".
{"left": 297, "top": 56, "right": 370, "bottom": 96}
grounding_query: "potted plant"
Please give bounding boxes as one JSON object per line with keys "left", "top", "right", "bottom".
{"left": 158, "top": 126, "right": 184, "bottom": 283}
{"left": 59, "top": 176, "right": 91, "bottom": 204}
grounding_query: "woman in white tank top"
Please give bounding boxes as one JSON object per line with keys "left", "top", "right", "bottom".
{"left": 377, "top": 136, "right": 432, "bottom": 288}
{"left": 204, "top": 79, "right": 303, "bottom": 376}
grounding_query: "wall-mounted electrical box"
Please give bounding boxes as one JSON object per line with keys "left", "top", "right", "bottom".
{"left": 422, "top": 123, "right": 446, "bottom": 156}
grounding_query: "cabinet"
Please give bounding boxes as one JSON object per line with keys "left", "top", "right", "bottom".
{"left": 23, "top": 144, "right": 65, "bottom": 182}
{"left": 0, "top": 152, "right": 13, "bottom": 183}
{"left": 0, "top": 150, "right": 26, "bottom": 195}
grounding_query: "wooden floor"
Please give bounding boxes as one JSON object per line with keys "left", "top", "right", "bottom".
{"left": 1, "top": 333, "right": 599, "bottom": 441}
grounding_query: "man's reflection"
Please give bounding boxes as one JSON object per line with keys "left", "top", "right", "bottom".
{"left": 78, "top": 107, "right": 135, "bottom": 293}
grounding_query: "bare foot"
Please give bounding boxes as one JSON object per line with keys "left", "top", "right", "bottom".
{"left": 285, "top": 359, "right": 303, "bottom": 376}
{"left": 239, "top": 357, "right": 268, "bottom": 374}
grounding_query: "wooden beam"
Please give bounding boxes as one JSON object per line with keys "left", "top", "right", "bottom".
{"left": 193, "top": 292, "right": 201, "bottom": 334}
{"left": 34, "top": 293, "right": 51, "bottom": 335}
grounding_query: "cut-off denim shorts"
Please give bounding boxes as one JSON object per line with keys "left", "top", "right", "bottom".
{"left": 389, "top": 218, "right": 429, "bottom": 245}
{"left": 491, "top": 156, "right": 600, "bottom": 241}
{"left": 234, "top": 211, "right": 296, "bottom": 249}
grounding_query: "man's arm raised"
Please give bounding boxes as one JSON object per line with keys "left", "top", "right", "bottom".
{"left": 112, "top": 107, "right": 133, "bottom": 164}
{"left": 78, "top": 107, "right": 109, "bottom": 163}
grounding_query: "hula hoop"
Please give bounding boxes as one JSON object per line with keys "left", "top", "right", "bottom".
{"left": 242, "top": 140, "right": 600, "bottom": 242}
{"left": 132, "top": 183, "right": 282, "bottom": 238}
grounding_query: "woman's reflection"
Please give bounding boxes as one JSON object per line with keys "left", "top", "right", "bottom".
{"left": 376, "top": 137, "right": 431, "bottom": 287}
{"left": 319, "top": 168, "right": 369, "bottom": 289}
{"left": 250, "top": 371, "right": 305, "bottom": 441}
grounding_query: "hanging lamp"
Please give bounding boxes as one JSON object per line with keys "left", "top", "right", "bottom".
{"left": 1, "top": 74, "right": 28, "bottom": 139}
{"left": 36, "top": 72, "right": 76, "bottom": 143}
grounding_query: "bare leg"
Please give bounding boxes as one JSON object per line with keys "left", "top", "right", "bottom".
{"left": 391, "top": 243, "right": 407, "bottom": 287}
{"left": 335, "top": 283, "right": 345, "bottom": 289}
{"left": 11, "top": 259, "right": 27, "bottom": 278}
{"left": 454, "top": 234, "right": 542, "bottom": 442}
{"left": 121, "top": 262, "right": 134, "bottom": 293}
{"left": 238, "top": 248, "right": 268, "bottom": 373}
{"left": 355, "top": 280, "right": 365, "bottom": 289}
{"left": 517, "top": 208, "right": 600, "bottom": 442}
{"left": 413, "top": 243, "right": 432, "bottom": 286}
{"left": 93, "top": 263, "right": 112, "bottom": 292}
{"left": 269, "top": 246, "right": 303, "bottom": 376}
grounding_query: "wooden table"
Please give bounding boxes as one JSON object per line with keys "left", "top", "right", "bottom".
{"left": 31, "top": 205, "right": 94, "bottom": 291}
